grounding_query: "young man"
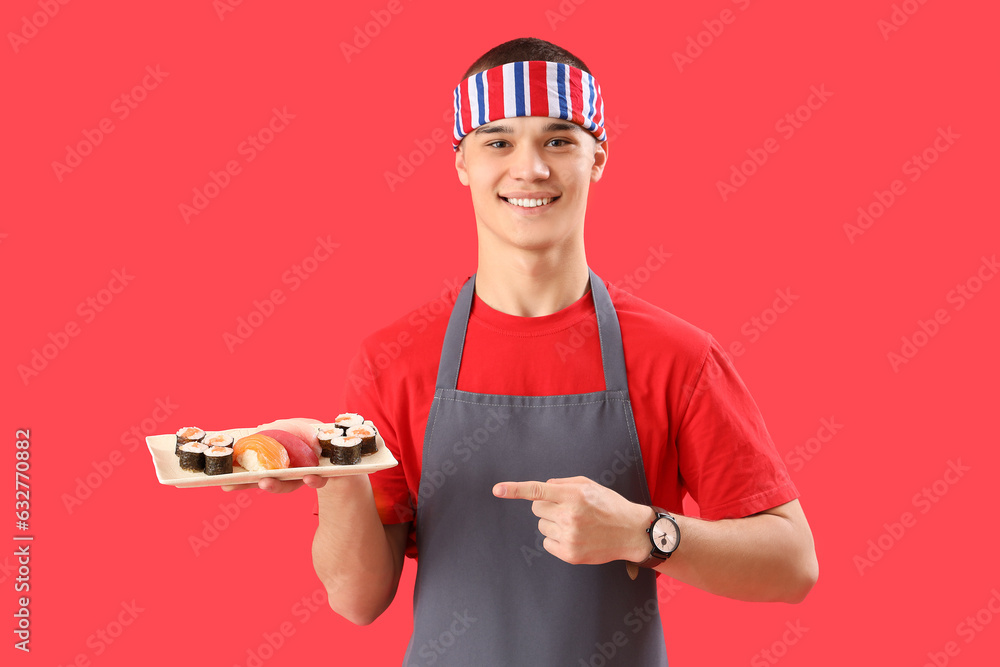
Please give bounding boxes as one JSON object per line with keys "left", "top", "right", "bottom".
{"left": 226, "top": 37, "right": 818, "bottom": 665}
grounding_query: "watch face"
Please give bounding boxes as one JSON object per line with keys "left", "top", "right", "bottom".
{"left": 651, "top": 518, "right": 678, "bottom": 553}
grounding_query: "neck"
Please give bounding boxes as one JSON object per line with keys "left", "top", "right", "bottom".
{"left": 474, "top": 241, "right": 590, "bottom": 317}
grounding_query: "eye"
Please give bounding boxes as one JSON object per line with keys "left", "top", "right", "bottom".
{"left": 545, "top": 137, "right": 578, "bottom": 149}
{"left": 486, "top": 140, "right": 510, "bottom": 149}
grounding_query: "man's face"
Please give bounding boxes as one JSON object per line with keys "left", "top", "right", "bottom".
{"left": 455, "top": 115, "right": 608, "bottom": 253}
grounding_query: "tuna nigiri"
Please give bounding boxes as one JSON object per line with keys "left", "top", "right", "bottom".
{"left": 233, "top": 434, "right": 290, "bottom": 471}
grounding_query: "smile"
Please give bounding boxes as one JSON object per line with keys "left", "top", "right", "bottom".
{"left": 499, "top": 195, "right": 559, "bottom": 209}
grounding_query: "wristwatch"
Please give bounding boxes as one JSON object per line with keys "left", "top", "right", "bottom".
{"left": 626, "top": 506, "right": 680, "bottom": 580}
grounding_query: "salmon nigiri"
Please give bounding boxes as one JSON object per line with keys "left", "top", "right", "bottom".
{"left": 233, "top": 434, "right": 290, "bottom": 471}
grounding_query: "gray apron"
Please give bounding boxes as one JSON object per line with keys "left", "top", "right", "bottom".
{"left": 402, "top": 269, "right": 668, "bottom": 666}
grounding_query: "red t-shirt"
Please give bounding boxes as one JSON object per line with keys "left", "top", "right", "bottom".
{"left": 343, "top": 278, "right": 798, "bottom": 558}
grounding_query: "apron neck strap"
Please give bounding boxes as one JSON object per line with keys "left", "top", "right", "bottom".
{"left": 435, "top": 268, "right": 630, "bottom": 393}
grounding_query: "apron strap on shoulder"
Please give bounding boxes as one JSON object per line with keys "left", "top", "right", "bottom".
{"left": 434, "top": 270, "right": 630, "bottom": 395}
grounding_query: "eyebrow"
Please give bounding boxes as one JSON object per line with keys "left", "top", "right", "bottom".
{"left": 473, "top": 121, "right": 581, "bottom": 136}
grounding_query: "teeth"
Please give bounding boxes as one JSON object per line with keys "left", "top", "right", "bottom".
{"left": 504, "top": 197, "right": 554, "bottom": 208}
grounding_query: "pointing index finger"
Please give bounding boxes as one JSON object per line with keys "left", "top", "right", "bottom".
{"left": 493, "top": 480, "right": 563, "bottom": 502}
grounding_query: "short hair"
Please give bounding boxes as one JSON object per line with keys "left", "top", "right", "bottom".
{"left": 460, "top": 37, "right": 592, "bottom": 80}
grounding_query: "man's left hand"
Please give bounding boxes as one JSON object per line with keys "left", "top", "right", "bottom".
{"left": 493, "top": 476, "right": 652, "bottom": 565}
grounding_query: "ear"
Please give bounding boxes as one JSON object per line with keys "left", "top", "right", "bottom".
{"left": 590, "top": 139, "right": 609, "bottom": 183}
{"left": 455, "top": 145, "right": 470, "bottom": 186}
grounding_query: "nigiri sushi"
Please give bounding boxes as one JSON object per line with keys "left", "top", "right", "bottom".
{"left": 233, "top": 434, "right": 290, "bottom": 471}
{"left": 257, "top": 429, "right": 319, "bottom": 468}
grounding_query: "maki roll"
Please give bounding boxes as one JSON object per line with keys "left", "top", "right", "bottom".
{"left": 330, "top": 436, "right": 362, "bottom": 465}
{"left": 178, "top": 442, "right": 209, "bottom": 471}
{"left": 316, "top": 428, "right": 339, "bottom": 459}
{"left": 333, "top": 413, "right": 364, "bottom": 432}
{"left": 346, "top": 424, "right": 378, "bottom": 456}
{"left": 316, "top": 424, "right": 345, "bottom": 438}
{"left": 204, "top": 446, "right": 234, "bottom": 475}
{"left": 202, "top": 432, "right": 235, "bottom": 449}
{"left": 175, "top": 426, "right": 206, "bottom": 455}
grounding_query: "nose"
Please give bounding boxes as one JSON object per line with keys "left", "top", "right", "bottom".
{"left": 507, "top": 142, "right": 550, "bottom": 181}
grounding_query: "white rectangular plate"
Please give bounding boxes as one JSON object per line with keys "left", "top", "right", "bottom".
{"left": 147, "top": 424, "right": 397, "bottom": 488}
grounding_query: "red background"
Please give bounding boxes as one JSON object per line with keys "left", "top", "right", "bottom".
{"left": 4, "top": 1, "right": 998, "bottom": 665}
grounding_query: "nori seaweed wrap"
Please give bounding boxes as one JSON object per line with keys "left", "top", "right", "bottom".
{"left": 330, "top": 436, "right": 362, "bottom": 465}
{"left": 178, "top": 442, "right": 209, "bottom": 471}
{"left": 346, "top": 425, "right": 378, "bottom": 456}
{"left": 204, "top": 446, "right": 233, "bottom": 475}
{"left": 175, "top": 426, "right": 206, "bottom": 455}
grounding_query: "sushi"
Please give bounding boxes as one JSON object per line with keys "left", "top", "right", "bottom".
{"left": 345, "top": 424, "right": 378, "bottom": 456}
{"left": 317, "top": 424, "right": 346, "bottom": 438}
{"left": 204, "top": 446, "right": 234, "bottom": 475}
{"left": 330, "top": 436, "right": 362, "bottom": 465}
{"left": 333, "top": 413, "right": 364, "bottom": 431}
{"left": 175, "top": 426, "right": 206, "bottom": 455}
{"left": 317, "top": 432, "right": 335, "bottom": 458}
{"left": 202, "top": 432, "right": 235, "bottom": 449}
{"left": 256, "top": 429, "right": 319, "bottom": 468}
{"left": 233, "top": 434, "right": 290, "bottom": 471}
{"left": 316, "top": 425, "right": 343, "bottom": 458}
{"left": 165, "top": 416, "right": 379, "bottom": 478}
{"left": 178, "top": 442, "right": 209, "bottom": 471}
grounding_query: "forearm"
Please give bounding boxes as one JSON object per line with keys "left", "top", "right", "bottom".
{"left": 312, "top": 474, "right": 404, "bottom": 625}
{"left": 495, "top": 477, "right": 817, "bottom": 603}
{"left": 624, "top": 500, "right": 818, "bottom": 603}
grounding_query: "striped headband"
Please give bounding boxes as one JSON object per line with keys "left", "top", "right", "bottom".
{"left": 452, "top": 60, "right": 606, "bottom": 151}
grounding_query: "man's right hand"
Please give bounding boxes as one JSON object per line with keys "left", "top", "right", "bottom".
{"left": 220, "top": 417, "right": 405, "bottom": 624}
